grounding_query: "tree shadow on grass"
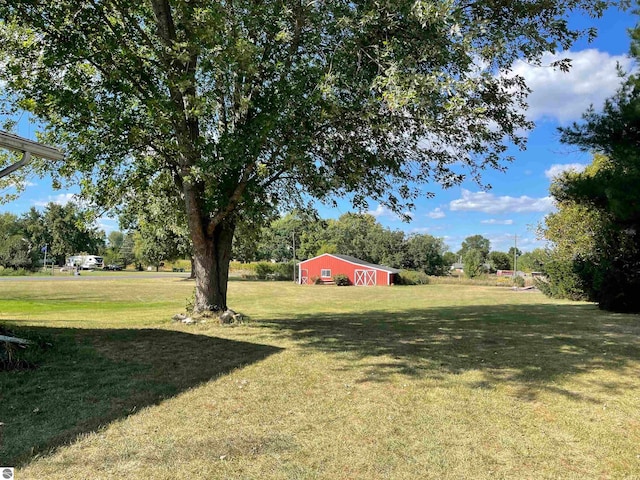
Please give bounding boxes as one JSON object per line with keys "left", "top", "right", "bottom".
{"left": 0, "top": 326, "right": 281, "bottom": 466}
{"left": 260, "top": 302, "right": 640, "bottom": 401}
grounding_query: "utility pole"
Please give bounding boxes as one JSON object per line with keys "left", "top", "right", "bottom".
{"left": 292, "top": 231, "right": 297, "bottom": 283}
{"left": 514, "top": 234, "right": 518, "bottom": 277}
{"left": 42, "top": 244, "right": 48, "bottom": 274}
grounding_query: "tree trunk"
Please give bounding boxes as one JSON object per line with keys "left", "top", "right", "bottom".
{"left": 190, "top": 219, "right": 236, "bottom": 313}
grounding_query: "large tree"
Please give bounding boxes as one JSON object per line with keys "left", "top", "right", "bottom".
{"left": 463, "top": 249, "right": 485, "bottom": 278}
{"left": 41, "top": 202, "right": 105, "bottom": 265}
{"left": 404, "top": 233, "right": 447, "bottom": 275}
{"left": 107, "top": 231, "right": 125, "bottom": 251}
{"left": 0, "top": 0, "right": 613, "bottom": 312}
{"left": 19, "top": 202, "right": 105, "bottom": 265}
{"left": 0, "top": 213, "right": 38, "bottom": 270}
{"left": 540, "top": 22, "right": 640, "bottom": 312}
{"left": 488, "top": 251, "right": 511, "bottom": 271}
{"left": 255, "top": 210, "right": 314, "bottom": 263}
{"left": 458, "top": 235, "right": 491, "bottom": 262}
{"left": 539, "top": 161, "right": 618, "bottom": 303}
{"left": 517, "top": 248, "right": 550, "bottom": 273}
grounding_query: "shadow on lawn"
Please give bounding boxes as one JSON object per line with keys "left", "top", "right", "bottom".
{"left": 0, "top": 326, "right": 281, "bottom": 466}
{"left": 261, "top": 302, "right": 640, "bottom": 399}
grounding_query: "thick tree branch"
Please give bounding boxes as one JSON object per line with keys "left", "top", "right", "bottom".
{"left": 207, "top": 161, "right": 257, "bottom": 234}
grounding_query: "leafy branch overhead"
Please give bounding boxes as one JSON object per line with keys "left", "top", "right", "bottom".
{"left": 0, "top": 1, "right": 609, "bottom": 215}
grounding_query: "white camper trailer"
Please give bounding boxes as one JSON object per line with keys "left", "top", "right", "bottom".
{"left": 67, "top": 255, "right": 104, "bottom": 270}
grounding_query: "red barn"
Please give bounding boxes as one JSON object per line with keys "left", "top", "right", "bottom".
{"left": 297, "top": 253, "right": 400, "bottom": 286}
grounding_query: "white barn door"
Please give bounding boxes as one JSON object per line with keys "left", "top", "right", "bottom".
{"left": 354, "top": 269, "right": 376, "bottom": 286}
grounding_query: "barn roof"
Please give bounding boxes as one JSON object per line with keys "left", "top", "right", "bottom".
{"left": 300, "top": 253, "right": 401, "bottom": 274}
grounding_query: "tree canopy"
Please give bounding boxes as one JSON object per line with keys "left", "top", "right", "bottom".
{"left": 488, "top": 251, "right": 511, "bottom": 271}
{"left": 241, "top": 211, "right": 449, "bottom": 275}
{"left": 0, "top": 202, "right": 105, "bottom": 270}
{"left": 0, "top": 0, "right": 614, "bottom": 312}
{"left": 539, "top": 23, "right": 640, "bottom": 312}
{"left": 458, "top": 235, "right": 491, "bottom": 261}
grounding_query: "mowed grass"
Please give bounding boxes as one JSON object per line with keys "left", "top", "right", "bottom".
{"left": 1, "top": 277, "right": 639, "bottom": 479}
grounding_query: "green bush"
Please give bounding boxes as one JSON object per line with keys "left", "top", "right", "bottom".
{"left": 255, "top": 262, "right": 293, "bottom": 280}
{"left": 273, "top": 262, "right": 294, "bottom": 281}
{"left": 513, "top": 276, "right": 525, "bottom": 288}
{"left": 536, "top": 258, "right": 589, "bottom": 301}
{"left": 571, "top": 255, "right": 640, "bottom": 313}
{"left": 0, "top": 268, "right": 30, "bottom": 277}
{"left": 536, "top": 251, "right": 640, "bottom": 313}
{"left": 595, "top": 260, "right": 640, "bottom": 313}
{"left": 169, "top": 259, "right": 192, "bottom": 271}
{"left": 397, "top": 270, "right": 430, "bottom": 285}
{"left": 255, "top": 262, "right": 274, "bottom": 280}
{"left": 230, "top": 261, "right": 258, "bottom": 273}
{"left": 333, "top": 274, "right": 350, "bottom": 286}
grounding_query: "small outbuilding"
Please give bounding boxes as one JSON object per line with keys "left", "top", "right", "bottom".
{"left": 297, "top": 253, "right": 400, "bottom": 286}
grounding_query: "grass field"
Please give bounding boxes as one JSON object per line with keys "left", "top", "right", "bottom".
{"left": 1, "top": 277, "right": 639, "bottom": 479}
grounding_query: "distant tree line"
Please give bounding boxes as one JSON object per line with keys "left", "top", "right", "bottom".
{"left": 231, "top": 211, "right": 547, "bottom": 278}
{"left": 0, "top": 201, "right": 192, "bottom": 273}
{"left": 0, "top": 202, "right": 104, "bottom": 270}
{"left": 233, "top": 211, "right": 450, "bottom": 275}
{"left": 2, "top": 200, "right": 551, "bottom": 279}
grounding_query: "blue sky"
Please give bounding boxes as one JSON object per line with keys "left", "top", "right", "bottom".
{"left": 1, "top": 6, "right": 637, "bottom": 254}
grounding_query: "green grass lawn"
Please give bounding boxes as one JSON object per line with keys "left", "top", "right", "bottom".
{"left": 1, "top": 278, "right": 639, "bottom": 479}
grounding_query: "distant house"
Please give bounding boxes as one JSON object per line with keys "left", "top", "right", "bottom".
{"left": 496, "top": 269, "right": 514, "bottom": 277}
{"left": 450, "top": 262, "right": 464, "bottom": 273}
{"left": 297, "top": 253, "right": 400, "bottom": 286}
{"left": 497, "top": 270, "right": 527, "bottom": 277}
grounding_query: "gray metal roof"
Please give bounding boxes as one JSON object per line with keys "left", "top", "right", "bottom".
{"left": 328, "top": 254, "right": 401, "bottom": 274}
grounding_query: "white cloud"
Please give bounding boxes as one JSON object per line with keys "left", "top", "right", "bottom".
{"left": 450, "top": 189, "right": 554, "bottom": 214}
{"left": 368, "top": 204, "right": 413, "bottom": 221}
{"left": 488, "top": 234, "right": 547, "bottom": 253}
{"left": 368, "top": 204, "right": 389, "bottom": 218}
{"left": 481, "top": 219, "right": 514, "bottom": 225}
{"left": 544, "top": 163, "right": 587, "bottom": 180}
{"left": 33, "top": 193, "right": 77, "bottom": 207}
{"left": 508, "top": 49, "right": 634, "bottom": 123}
{"left": 427, "top": 207, "right": 446, "bottom": 219}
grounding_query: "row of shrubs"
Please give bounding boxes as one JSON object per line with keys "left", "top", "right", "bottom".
{"left": 330, "top": 270, "right": 525, "bottom": 287}
{"left": 255, "top": 262, "right": 294, "bottom": 281}
{"left": 229, "top": 261, "right": 295, "bottom": 280}
{"left": 396, "top": 270, "right": 430, "bottom": 285}
{"left": 0, "top": 267, "right": 32, "bottom": 277}
{"left": 429, "top": 274, "right": 528, "bottom": 287}
{"left": 308, "top": 273, "right": 351, "bottom": 285}
{"left": 311, "top": 270, "right": 431, "bottom": 286}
